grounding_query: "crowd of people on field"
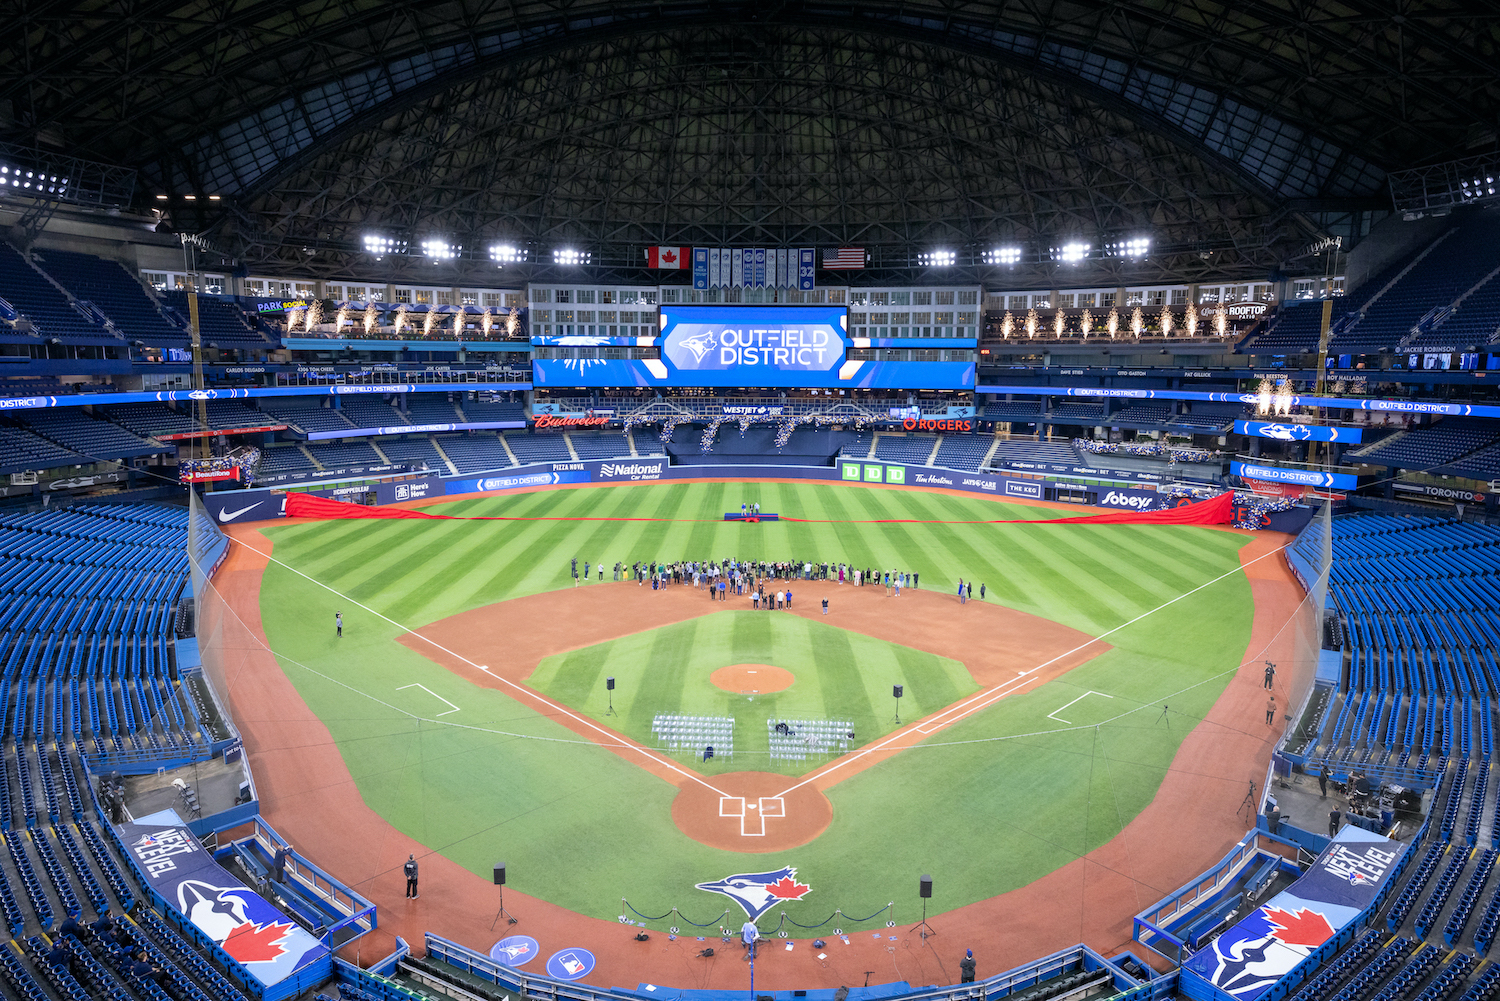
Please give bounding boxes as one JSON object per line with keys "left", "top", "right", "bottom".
{"left": 569, "top": 556, "right": 932, "bottom": 600}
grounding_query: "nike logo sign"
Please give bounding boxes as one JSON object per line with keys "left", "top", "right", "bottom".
{"left": 217, "top": 503, "right": 260, "bottom": 523}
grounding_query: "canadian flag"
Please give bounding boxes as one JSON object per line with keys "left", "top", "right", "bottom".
{"left": 646, "top": 246, "right": 691, "bottom": 269}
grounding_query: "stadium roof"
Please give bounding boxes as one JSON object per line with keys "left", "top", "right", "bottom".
{"left": 4, "top": 1, "right": 1498, "bottom": 284}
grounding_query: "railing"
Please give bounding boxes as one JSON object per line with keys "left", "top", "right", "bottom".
{"left": 1134, "top": 830, "right": 1302, "bottom": 964}
{"left": 422, "top": 933, "right": 1146, "bottom": 1001}
{"left": 235, "top": 818, "right": 377, "bottom": 946}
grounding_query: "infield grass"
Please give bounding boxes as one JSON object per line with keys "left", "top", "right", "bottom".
{"left": 253, "top": 480, "right": 1255, "bottom": 925}
{"left": 528, "top": 610, "right": 979, "bottom": 776}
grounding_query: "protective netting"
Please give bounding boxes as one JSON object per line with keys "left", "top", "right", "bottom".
{"left": 186, "top": 488, "right": 251, "bottom": 737}
{"left": 1279, "top": 502, "right": 1334, "bottom": 763}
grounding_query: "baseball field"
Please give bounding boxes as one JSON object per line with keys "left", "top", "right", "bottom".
{"left": 249, "top": 479, "right": 1257, "bottom": 932}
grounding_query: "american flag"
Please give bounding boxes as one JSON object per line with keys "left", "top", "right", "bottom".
{"left": 822, "top": 248, "right": 865, "bottom": 270}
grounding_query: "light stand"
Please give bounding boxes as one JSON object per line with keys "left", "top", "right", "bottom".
{"left": 606, "top": 676, "right": 617, "bottom": 717}
{"left": 912, "top": 874, "right": 935, "bottom": 939}
{"left": 892, "top": 684, "right": 904, "bottom": 725}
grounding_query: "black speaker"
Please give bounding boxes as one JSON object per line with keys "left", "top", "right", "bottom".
{"left": 493, "top": 863, "right": 506, "bottom": 886}
{"left": 893, "top": 684, "right": 903, "bottom": 698}
{"left": 606, "top": 677, "right": 615, "bottom": 691}
{"left": 919, "top": 875, "right": 932, "bottom": 898}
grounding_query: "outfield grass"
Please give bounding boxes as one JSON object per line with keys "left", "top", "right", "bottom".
{"left": 253, "top": 480, "right": 1254, "bottom": 925}
{"left": 528, "top": 610, "right": 979, "bottom": 776}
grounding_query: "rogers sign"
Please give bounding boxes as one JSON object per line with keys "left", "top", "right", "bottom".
{"left": 533, "top": 415, "right": 612, "bottom": 428}
{"left": 902, "top": 418, "right": 973, "bottom": 432}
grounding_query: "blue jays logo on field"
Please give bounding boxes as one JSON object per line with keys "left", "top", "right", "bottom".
{"left": 490, "top": 935, "right": 539, "bottom": 966}
{"left": 696, "top": 866, "right": 811, "bottom": 919}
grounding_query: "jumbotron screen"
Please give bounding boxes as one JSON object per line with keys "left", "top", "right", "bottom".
{"left": 530, "top": 305, "right": 974, "bottom": 389}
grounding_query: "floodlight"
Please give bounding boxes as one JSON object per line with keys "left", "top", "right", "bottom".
{"left": 489, "top": 244, "right": 527, "bottom": 264}
{"left": 363, "top": 234, "right": 407, "bottom": 258}
{"left": 1055, "top": 242, "right": 1090, "bottom": 264}
{"left": 553, "top": 248, "right": 591, "bottom": 265}
{"left": 918, "top": 249, "right": 956, "bottom": 267}
{"left": 1108, "top": 236, "right": 1150, "bottom": 259}
{"left": 422, "top": 238, "right": 459, "bottom": 261}
{"left": 983, "top": 246, "right": 1022, "bottom": 266}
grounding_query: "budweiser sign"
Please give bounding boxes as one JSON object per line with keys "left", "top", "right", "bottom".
{"left": 532, "top": 414, "right": 612, "bottom": 428}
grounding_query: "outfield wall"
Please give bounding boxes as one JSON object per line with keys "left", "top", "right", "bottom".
{"left": 202, "top": 457, "right": 1184, "bottom": 524}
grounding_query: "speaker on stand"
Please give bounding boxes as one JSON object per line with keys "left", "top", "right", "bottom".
{"left": 490, "top": 862, "right": 516, "bottom": 929}
{"left": 606, "top": 676, "right": 617, "bottom": 716}
{"left": 892, "top": 685, "right": 904, "bottom": 725}
{"left": 913, "top": 875, "right": 934, "bottom": 939}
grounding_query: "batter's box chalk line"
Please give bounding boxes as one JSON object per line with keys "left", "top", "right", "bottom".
{"left": 719, "top": 795, "right": 787, "bottom": 836}
{"left": 396, "top": 682, "right": 461, "bottom": 716}
{"left": 1047, "top": 690, "right": 1114, "bottom": 724}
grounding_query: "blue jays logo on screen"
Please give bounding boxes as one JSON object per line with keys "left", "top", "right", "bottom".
{"left": 1235, "top": 421, "right": 1362, "bottom": 444}
{"left": 696, "top": 866, "right": 811, "bottom": 919}
{"left": 660, "top": 306, "right": 846, "bottom": 385}
{"left": 546, "top": 948, "right": 596, "bottom": 980}
{"left": 490, "top": 935, "right": 540, "bottom": 966}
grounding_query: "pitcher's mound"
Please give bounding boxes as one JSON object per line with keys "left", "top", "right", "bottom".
{"left": 672, "top": 772, "right": 833, "bottom": 851}
{"left": 711, "top": 664, "right": 794, "bottom": 693}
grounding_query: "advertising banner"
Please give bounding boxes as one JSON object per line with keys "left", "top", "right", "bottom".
{"left": 160, "top": 425, "right": 287, "bottom": 441}
{"left": 722, "top": 405, "right": 786, "bottom": 416}
{"left": 306, "top": 420, "right": 523, "bottom": 440}
{"left": 1244, "top": 479, "right": 1308, "bottom": 499}
{"left": 180, "top": 468, "right": 242, "bottom": 484}
{"left": 118, "top": 822, "right": 329, "bottom": 988}
{"left": 1235, "top": 421, "right": 1362, "bottom": 444}
{"left": 1392, "top": 482, "right": 1486, "bottom": 504}
{"left": 1182, "top": 827, "right": 1402, "bottom": 1001}
{"left": 201, "top": 491, "right": 287, "bottom": 525}
{"left": 1231, "top": 461, "right": 1357, "bottom": 490}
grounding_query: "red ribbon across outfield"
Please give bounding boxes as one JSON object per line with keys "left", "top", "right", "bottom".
{"left": 284, "top": 489, "right": 1233, "bottom": 525}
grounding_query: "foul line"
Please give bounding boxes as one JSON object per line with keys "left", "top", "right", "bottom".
{"left": 774, "top": 539, "right": 1292, "bottom": 799}
{"left": 221, "top": 533, "right": 729, "bottom": 798}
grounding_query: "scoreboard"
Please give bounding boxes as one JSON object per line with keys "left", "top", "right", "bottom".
{"left": 531, "top": 305, "right": 974, "bottom": 389}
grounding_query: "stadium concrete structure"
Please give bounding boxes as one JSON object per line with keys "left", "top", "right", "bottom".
{"left": 3, "top": 4, "right": 1500, "bottom": 1001}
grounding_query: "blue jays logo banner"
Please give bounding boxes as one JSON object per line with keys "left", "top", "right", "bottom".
{"left": 1181, "top": 827, "right": 1401, "bottom": 1001}
{"left": 693, "top": 248, "right": 709, "bottom": 290}
{"left": 121, "top": 823, "right": 330, "bottom": 987}
{"left": 696, "top": 866, "right": 812, "bottom": 919}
